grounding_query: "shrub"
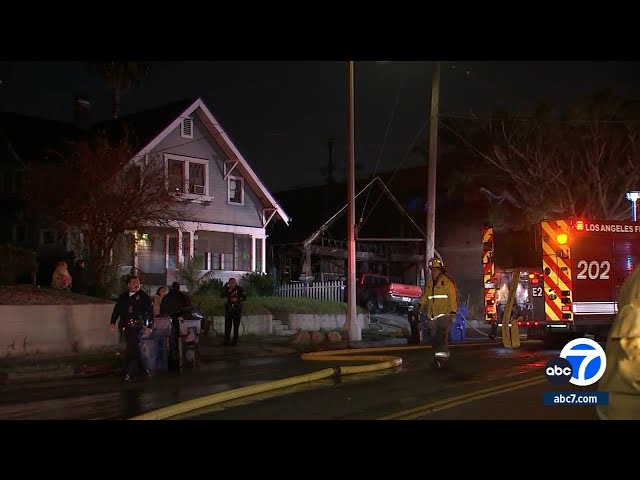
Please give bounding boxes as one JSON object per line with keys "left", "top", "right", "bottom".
{"left": 196, "top": 276, "right": 224, "bottom": 296}
{"left": 242, "top": 272, "right": 276, "bottom": 297}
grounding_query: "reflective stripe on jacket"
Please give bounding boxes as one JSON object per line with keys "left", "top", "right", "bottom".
{"left": 418, "top": 274, "right": 458, "bottom": 318}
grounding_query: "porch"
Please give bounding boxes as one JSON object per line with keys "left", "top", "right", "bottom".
{"left": 114, "top": 223, "right": 267, "bottom": 292}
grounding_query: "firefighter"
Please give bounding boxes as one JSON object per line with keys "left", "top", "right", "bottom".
{"left": 596, "top": 265, "right": 640, "bottom": 420}
{"left": 417, "top": 257, "right": 459, "bottom": 369}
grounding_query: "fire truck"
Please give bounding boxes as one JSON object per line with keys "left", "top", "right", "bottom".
{"left": 482, "top": 218, "right": 640, "bottom": 345}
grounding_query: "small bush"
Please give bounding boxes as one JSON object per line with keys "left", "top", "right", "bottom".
{"left": 242, "top": 272, "right": 276, "bottom": 297}
{"left": 196, "top": 277, "right": 224, "bottom": 296}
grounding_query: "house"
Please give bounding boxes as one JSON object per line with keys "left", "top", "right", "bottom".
{"left": 268, "top": 176, "right": 429, "bottom": 285}
{"left": 0, "top": 111, "right": 78, "bottom": 278}
{"left": 268, "top": 164, "right": 491, "bottom": 317}
{"left": 0, "top": 97, "right": 290, "bottom": 291}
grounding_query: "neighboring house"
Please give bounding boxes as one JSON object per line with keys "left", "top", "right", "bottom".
{"left": 97, "top": 97, "right": 290, "bottom": 290}
{"left": 268, "top": 164, "right": 491, "bottom": 315}
{"left": 0, "top": 97, "right": 290, "bottom": 291}
{"left": 0, "top": 112, "right": 78, "bottom": 284}
{"left": 268, "top": 176, "right": 429, "bottom": 285}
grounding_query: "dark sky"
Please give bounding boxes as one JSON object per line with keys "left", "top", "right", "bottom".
{"left": 1, "top": 61, "right": 640, "bottom": 193}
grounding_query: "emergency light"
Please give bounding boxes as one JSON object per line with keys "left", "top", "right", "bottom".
{"left": 557, "top": 233, "right": 568, "bottom": 245}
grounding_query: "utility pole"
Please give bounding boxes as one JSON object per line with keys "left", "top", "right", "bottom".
{"left": 346, "top": 61, "right": 361, "bottom": 341}
{"left": 425, "top": 61, "right": 441, "bottom": 277}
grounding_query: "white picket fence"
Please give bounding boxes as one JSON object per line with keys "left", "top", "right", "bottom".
{"left": 274, "top": 280, "right": 345, "bottom": 303}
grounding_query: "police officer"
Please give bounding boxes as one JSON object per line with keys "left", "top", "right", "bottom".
{"left": 220, "top": 277, "right": 247, "bottom": 346}
{"left": 109, "top": 274, "right": 155, "bottom": 382}
{"left": 417, "top": 257, "right": 458, "bottom": 369}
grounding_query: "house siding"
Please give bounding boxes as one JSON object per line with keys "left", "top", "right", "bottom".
{"left": 150, "top": 112, "right": 263, "bottom": 228}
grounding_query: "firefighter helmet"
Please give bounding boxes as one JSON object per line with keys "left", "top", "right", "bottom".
{"left": 428, "top": 257, "right": 445, "bottom": 268}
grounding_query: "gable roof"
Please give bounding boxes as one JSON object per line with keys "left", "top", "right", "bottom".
{"left": 96, "top": 97, "right": 290, "bottom": 226}
{"left": 0, "top": 97, "right": 289, "bottom": 226}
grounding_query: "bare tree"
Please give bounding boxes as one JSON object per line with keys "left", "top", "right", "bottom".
{"left": 24, "top": 130, "right": 187, "bottom": 286}
{"left": 443, "top": 91, "right": 640, "bottom": 228}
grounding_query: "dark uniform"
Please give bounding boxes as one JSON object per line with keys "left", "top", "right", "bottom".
{"left": 110, "top": 287, "right": 155, "bottom": 381}
{"left": 160, "top": 282, "right": 192, "bottom": 370}
{"left": 220, "top": 279, "right": 247, "bottom": 346}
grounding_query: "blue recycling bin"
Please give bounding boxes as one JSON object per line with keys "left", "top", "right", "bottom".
{"left": 449, "top": 307, "right": 467, "bottom": 343}
{"left": 140, "top": 317, "right": 172, "bottom": 373}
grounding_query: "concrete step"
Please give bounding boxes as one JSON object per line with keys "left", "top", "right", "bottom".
{"left": 274, "top": 328, "right": 297, "bottom": 336}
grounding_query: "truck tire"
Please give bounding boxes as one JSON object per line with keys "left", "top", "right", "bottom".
{"left": 365, "top": 296, "right": 379, "bottom": 314}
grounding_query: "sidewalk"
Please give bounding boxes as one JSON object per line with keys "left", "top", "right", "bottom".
{"left": 0, "top": 320, "right": 493, "bottom": 387}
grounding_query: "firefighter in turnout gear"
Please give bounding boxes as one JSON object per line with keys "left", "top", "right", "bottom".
{"left": 417, "top": 257, "right": 458, "bottom": 369}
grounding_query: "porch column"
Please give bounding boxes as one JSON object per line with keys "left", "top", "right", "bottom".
{"left": 133, "top": 231, "right": 139, "bottom": 270}
{"left": 261, "top": 235, "right": 267, "bottom": 274}
{"left": 177, "top": 228, "right": 184, "bottom": 266}
{"left": 251, "top": 236, "right": 256, "bottom": 272}
{"left": 187, "top": 231, "right": 194, "bottom": 260}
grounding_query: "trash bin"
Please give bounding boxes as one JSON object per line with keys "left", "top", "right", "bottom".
{"left": 140, "top": 316, "right": 172, "bottom": 373}
{"left": 449, "top": 307, "right": 467, "bottom": 343}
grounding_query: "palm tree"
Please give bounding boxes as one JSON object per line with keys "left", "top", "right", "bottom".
{"left": 87, "top": 61, "right": 151, "bottom": 118}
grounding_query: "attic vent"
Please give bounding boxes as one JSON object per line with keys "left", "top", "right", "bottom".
{"left": 181, "top": 118, "right": 193, "bottom": 139}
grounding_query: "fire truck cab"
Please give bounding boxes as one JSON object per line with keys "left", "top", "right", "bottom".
{"left": 483, "top": 218, "right": 640, "bottom": 345}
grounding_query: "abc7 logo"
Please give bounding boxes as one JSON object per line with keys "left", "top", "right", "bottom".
{"left": 544, "top": 338, "right": 607, "bottom": 386}
{"left": 544, "top": 358, "right": 573, "bottom": 385}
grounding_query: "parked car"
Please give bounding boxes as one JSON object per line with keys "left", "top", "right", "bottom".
{"left": 355, "top": 272, "right": 422, "bottom": 314}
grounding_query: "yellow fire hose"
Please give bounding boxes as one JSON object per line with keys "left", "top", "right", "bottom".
{"left": 129, "top": 344, "right": 432, "bottom": 420}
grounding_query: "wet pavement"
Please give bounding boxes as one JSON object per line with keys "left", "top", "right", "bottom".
{"left": 0, "top": 315, "right": 497, "bottom": 420}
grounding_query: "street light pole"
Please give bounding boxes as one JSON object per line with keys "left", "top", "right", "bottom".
{"left": 626, "top": 191, "right": 640, "bottom": 221}
{"left": 425, "top": 61, "right": 441, "bottom": 276}
{"left": 346, "top": 60, "right": 361, "bottom": 341}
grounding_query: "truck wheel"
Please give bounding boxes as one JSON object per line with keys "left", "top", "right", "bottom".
{"left": 365, "top": 297, "right": 379, "bottom": 314}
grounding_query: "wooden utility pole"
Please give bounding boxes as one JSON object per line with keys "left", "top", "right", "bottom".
{"left": 426, "top": 62, "right": 441, "bottom": 276}
{"left": 346, "top": 61, "right": 361, "bottom": 341}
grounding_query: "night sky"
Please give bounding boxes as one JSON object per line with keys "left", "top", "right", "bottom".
{"left": 1, "top": 61, "right": 639, "bottom": 193}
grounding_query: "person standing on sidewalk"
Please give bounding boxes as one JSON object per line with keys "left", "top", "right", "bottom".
{"left": 417, "top": 257, "right": 459, "bottom": 369}
{"left": 220, "top": 277, "right": 247, "bottom": 346}
{"left": 109, "top": 274, "right": 155, "bottom": 382}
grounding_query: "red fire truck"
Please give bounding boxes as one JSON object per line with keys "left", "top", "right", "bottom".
{"left": 482, "top": 218, "right": 640, "bottom": 345}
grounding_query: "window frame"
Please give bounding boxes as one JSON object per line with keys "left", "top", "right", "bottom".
{"left": 164, "top": 153, "right": 212, "bottom": 202}
{"left": 227, "top": 175, "right": 244, "bottom": 205}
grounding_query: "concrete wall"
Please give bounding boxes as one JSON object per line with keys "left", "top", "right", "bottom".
{"left": 211, "top": 315, "right": 272, "bottom": 336}
{"left": 0, "top": 303, "right": 117, "bottom": 357}
{"left": 277, "top": 312, "right": 370, "bottom": 332}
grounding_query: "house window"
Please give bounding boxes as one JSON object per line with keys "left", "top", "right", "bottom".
{"left": 180, "top": 117, "right": 193, "bottom": 139}
{"left": 228, "top": 176, "right": 244, "bottom": 205}
{"left": 165, "top": 154, "right": 208, "bottom": 196}
{"left": 39, "top": 228, "right": 58, "bottom": 246}
{"left": 234, "top": 235, "right": 251, "bottom": 271}
{"left": 168, "top": 231, "right": 178, "bottom": 269}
